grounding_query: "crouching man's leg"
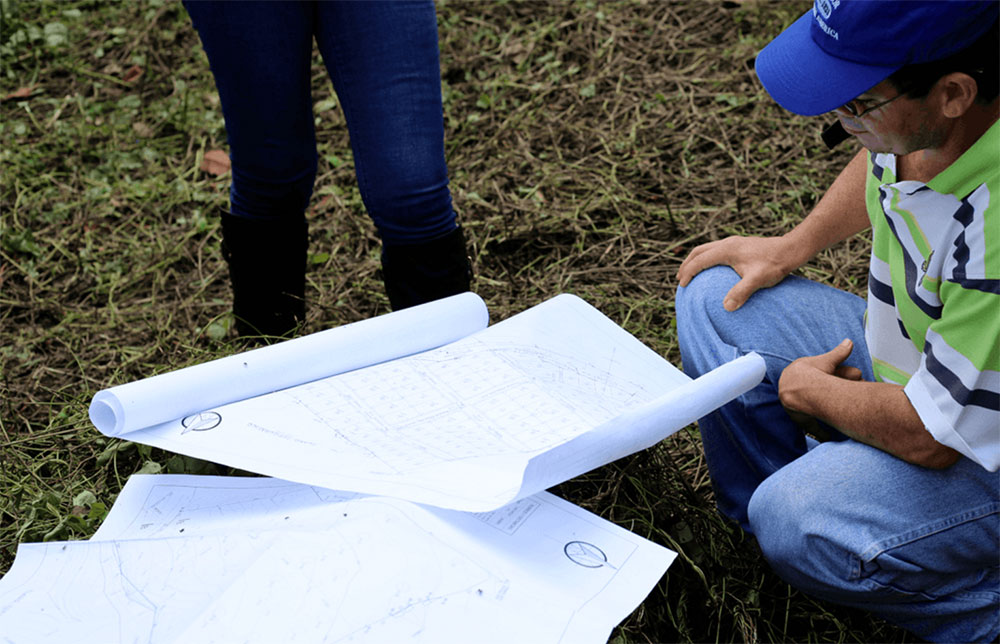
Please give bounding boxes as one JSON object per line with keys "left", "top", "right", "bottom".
{"left": 749, "top": 440, "right": 1000, "bottom": 642}
{"left": 676, "top": 266, "right": 871, "bottom": 529}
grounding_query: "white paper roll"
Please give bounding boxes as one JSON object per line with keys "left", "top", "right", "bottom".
{"left": 90, "top": 292, "right": 489, "bottom": 437}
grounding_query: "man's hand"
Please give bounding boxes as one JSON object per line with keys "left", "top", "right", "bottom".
{"left": 778, "top": 338, "right": 862, "bottom": 416}
{"left": 677, "top": 235, "right": 800, "bottom": 311}
{"left": 778, "top": 339, "right": 960, "bottom": 469}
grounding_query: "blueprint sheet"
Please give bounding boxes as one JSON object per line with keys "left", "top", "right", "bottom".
{"left": 0, "top": 474, "right": 677, "bottom": 644}
{"left": 89, "top": 293, "right": 765, "bottom": 511}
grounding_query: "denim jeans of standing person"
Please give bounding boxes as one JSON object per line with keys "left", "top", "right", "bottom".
{"left": 184, "top": 1, "right": 470, "bottom": 336}
{"left": 676, "top": 266, "right": 1000, "bottom": 643}
{"left": 184, "top": 0, "right": 455, "bottom": 240}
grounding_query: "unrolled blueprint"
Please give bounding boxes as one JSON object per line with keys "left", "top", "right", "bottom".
{"left": 0, "top": 474, "right": 677, "bottom": 644}
{"left": 89, "top": 293, "right": 766, "bottom": 511}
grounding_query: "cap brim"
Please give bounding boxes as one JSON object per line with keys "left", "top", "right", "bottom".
{"left": 755, "top": 11, "right": 899, "bottom": 116}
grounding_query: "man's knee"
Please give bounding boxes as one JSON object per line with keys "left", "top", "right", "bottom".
{"left": 676, "top": 266, "right": 739, "bottom": 343}
{"left": 676, "top": 266, "right": 738, "bottom": 321}
{"left": 676, "top": 266, "right": 744, "bottom": 376}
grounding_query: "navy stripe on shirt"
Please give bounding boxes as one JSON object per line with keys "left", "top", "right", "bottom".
{"left": 925, "top": 340, "right": 1000, "bottom": 411}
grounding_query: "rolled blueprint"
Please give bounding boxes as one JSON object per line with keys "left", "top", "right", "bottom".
{"left": 519, "top": 351, "right": 767, "bottom": 498}
{"left": 88, "top": 293, "right": 767, "bottom": 512}
{"left": 89, "top": 292, "right": 490, "bottom": 437}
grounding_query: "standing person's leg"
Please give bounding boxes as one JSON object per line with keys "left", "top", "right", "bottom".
{"left": 675, "top": 266, "right": 873, "bottom": 529}
{"left": 184, "top": 1, "right": 316, "bottom": 338}
{"left": 749, "top": 440, "right": 1000, "bottom": 642}
{"left": 313, "top": 0, "right": 470, "bottom": 310}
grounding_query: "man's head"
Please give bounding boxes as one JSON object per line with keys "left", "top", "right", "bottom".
{"left": 756, "top": 1, "right": 998, "bottom": 116}
{"left": 755, "top": 1, "right": 998, "bottom": 154}
{"left": 840, "top": 20, "right": 998, "bottom": 154}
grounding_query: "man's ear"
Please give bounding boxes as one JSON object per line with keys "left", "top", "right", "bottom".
{"left": 934, "top": 72, "right": 980, "bottom": 118}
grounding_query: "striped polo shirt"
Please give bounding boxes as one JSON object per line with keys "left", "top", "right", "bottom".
{"left": 865, "top": 119, "right": 1000, "bottom": 471}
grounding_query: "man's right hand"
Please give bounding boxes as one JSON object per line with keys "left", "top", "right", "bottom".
{"left": 676, "top": 235, "right": 799, "bottom": 311}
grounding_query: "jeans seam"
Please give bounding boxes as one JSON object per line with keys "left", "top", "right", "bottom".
{"left": 857, "top": 502, "right": 1000, "bottom": 566}
{"left": 846, "top": 502, "right": 1000, "bottom": 593}
{"left": 855, "top": 572, "right": 1000, "bottom": 602}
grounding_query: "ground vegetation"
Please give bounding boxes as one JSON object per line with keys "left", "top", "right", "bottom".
{"left": 1, "top": 1, "right": 911, "bottom": 641}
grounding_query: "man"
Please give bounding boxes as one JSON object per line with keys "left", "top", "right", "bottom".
{"left": 675, "top": 1, "right": 999, "bottom": 641}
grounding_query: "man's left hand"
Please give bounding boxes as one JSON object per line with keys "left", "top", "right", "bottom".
{"left": 777, "top": 339, "right": 960, "bottom": 468}
{"left": 779, "top": 338, "right": 862, "bottom": 419}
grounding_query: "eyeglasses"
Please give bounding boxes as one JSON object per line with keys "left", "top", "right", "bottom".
{"left": 839, "top": 91, "right": 906, "bottom": 118}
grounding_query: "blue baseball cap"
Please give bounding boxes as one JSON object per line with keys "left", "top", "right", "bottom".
{"left": 755, "top": 0, "right": 1000, "bottom": 116}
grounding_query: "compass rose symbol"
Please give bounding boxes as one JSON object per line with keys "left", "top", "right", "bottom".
{"left": 564, "top": 541, "right": 615, "bottom": 569}
{"left": 181, "top": 411, "right": 222, "bottom": 433}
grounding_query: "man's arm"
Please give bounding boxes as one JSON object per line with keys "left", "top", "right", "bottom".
{"left": 779, "top": 339, "right": 961, "bottom": 469}
{"left": 678, "top": 148, "right": 872, "bottom": 310}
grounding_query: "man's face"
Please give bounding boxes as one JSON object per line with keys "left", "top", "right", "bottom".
{"left": 835, "top": 80, "right": 946, "bottom": 155}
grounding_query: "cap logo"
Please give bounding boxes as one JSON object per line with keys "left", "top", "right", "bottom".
{"left": 813, "top": 0, "right": 840, "bottom": 40}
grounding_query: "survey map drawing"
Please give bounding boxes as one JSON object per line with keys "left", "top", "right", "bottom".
{"left": 258, "top": 334, "right": 664, "bottom": 475}
{"left": 0, "top": 475, "right": 677, "bottom": 644}
{"left": 90, "top": 293, "right": 767, "bottom": 511}
{"left": 4, "top": 294, "right": 766, "bottom": 641}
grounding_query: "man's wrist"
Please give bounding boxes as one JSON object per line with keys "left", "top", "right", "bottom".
{"left": 775, "top": 231, "right": 815, "bottom": 274}
{"left": 778, "top": 362, "right": 833, "bottom": 418}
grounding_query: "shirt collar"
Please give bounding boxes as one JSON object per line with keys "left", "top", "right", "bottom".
{"left": 926, "top": 118, "right": 1000, "bottom": 198}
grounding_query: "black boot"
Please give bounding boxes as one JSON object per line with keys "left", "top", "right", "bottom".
{"left": 380, "top": 226, "right": 473, "bottom": 311}
{"left": 219, "top": 210, "right": 308, "bottom": 341}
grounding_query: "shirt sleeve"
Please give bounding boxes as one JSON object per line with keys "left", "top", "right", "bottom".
{"left": 904, "top": 280, "right": 1000, "bottom": 471}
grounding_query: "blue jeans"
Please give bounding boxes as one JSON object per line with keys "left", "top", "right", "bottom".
{"left": 184, "top": 0, "right": 456, "bottom": 244}
{"left": 677, "top": 266, "right": 1000, "bottom": 642}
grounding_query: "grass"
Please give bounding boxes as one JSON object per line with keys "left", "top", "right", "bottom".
{"left": 2, "top": 1, "right": 915, "bottom": 642}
